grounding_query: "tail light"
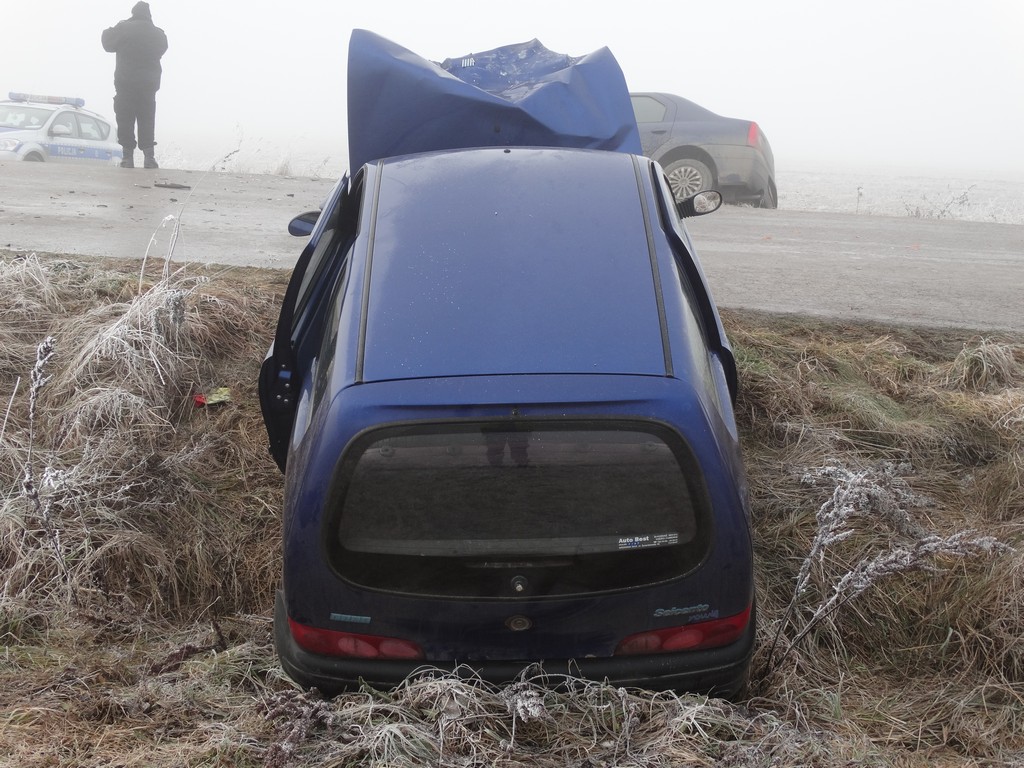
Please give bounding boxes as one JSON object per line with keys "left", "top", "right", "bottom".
{"left": 289, "top": 618, "right": 424, "bottom": 660}
{"left": 614, "top": 604, "right": 752, "bottom": 656}
{"left": 746, "top": 122, "right": 761, "bottom": 148}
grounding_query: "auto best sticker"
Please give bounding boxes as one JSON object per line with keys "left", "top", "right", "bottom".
{"left": 617, "top": 532, "right": 679, "bottom": 550}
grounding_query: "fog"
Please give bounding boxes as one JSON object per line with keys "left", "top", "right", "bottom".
{"left": 3, "top": 0, "right": 1022, "bottom": 179}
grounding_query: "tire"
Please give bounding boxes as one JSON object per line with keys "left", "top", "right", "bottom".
{"left": 24, "top": 153, "right": 44, "bottom": 162}
{"left": 664, "top": 158, "right": 713, "bottom": 203}
{"left": 760, "top": 180, "right": 778, "bottom": 209}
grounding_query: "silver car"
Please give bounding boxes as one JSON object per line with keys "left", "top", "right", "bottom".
{"left": 631, "top": 92, "right": 777, "bottom": 208}
{"left": 0, "top": 92, "right": 122, "bottom": 164}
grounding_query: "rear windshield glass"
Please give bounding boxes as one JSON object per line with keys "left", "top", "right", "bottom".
{"left": 327, "top": 422, "right": 710, "bottom": 598}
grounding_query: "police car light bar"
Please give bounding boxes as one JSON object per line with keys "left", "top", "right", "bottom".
{"left": 9, "top": 92, "right": 86, "bottom": 108}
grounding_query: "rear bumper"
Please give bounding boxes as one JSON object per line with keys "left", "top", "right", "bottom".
{"left": 704, "top": 146, "right": 773, "bottom": 203}
{"left": 274, "top": 590, "right": 755, "bottom": 698}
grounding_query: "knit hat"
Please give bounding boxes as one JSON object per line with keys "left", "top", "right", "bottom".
{"left": 131, "top": 1, "right": 152, "bottom": 19}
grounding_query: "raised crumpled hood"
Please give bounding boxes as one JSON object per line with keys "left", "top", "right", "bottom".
{"left": 347, "top": 29, "right": 641, "bottom": 171}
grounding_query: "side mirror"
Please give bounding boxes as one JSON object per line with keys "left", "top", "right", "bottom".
{"left": 676, "top": 190, "right": 722, "bottom": 218}
{"left": 288, "top": 210, "right": 321, "bottom": 237}
{"left": 49, "top": 124, "right": 72, "bottom": 137}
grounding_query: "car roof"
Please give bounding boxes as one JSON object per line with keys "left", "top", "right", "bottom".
{"left": 1, "top": 99, "right": 57, "bottom": 107}
{"left": 359, "top": 146, "right": 670, "bottom": 382}
{"left": 0, "top": 100, "right": 109, "bottom": 120}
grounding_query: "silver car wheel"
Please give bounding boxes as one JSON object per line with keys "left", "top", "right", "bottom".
{"left": 665, "top": 159, "right": 712, "bottom": 203}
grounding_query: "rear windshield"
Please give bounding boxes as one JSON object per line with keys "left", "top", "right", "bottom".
{"left": 326, "top": 421, "right": 711, "bottom": 598}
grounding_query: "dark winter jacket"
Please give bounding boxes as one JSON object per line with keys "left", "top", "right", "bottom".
{"left": 101, "top": 5, "right": 168, "bottom": 93}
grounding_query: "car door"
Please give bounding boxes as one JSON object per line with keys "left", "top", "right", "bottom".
{"left": 259, "top": 170, "right": 365, "bottom": 471}
{"left": 45, "top": 110, "right": 79, "bottom": 162}
{"left": 73, "top": 113, "right": 118, "bottom": 163}
{"left": 630, "top": 94, "right": 674, "bottom": 158}
{"left": 650, "top": 161, "right": 737, "bottom": 404}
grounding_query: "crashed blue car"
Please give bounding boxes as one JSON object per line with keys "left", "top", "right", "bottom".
{"left": 259, "top": 30, "right": 754, "bottom": 697}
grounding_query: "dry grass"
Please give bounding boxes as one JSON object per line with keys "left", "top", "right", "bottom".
{"left": 0, "top": 252, "right": 286, "bottom": 619}
{"left": 1, "top": 254, "right": 1022, "bottom": 767}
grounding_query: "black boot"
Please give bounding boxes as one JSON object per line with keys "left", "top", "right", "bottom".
{"left": 143, "top": 152, "right": 159, "bottom": 169}
{"left": 119, "top": 153, "right": 134, "bottom": 168}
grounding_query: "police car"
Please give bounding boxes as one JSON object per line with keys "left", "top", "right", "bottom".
{"left": 0, "top": 92, "right": 122, "bottom": 164}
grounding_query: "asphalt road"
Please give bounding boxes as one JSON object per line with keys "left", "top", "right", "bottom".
{"left": 0, "top": 161, "right": 335, "bottom": 270}
{"left": 686, "top": 206, "right": 1023, "bottom": 332}
{"left": 2, "top": 161, "right": 1022, "bottom": 332}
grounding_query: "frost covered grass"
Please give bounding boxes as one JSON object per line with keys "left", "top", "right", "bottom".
{"left": 778, "top": 169, "right": 1024, "bottom": 224}
{"left": 0, "top": 253, "right": 285, "bottom": 619}
{"left": 158, "top": 138, "right": 338, "bottom": 180}
{"left": 1, "top": 254, "right": 1022, "bottom": 766}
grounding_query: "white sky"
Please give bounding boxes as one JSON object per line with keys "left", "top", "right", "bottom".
{"left": 4, "top": 0, "right": 1023, "bottom": 179}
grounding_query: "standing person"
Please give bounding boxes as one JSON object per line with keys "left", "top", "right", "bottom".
{"left": 101, "top": 2, "right": 168, "bottom": 169}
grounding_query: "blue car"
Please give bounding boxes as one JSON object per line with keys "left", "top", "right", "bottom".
{"left": 259, "top": 31, "right": 754, "bottom": 698}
